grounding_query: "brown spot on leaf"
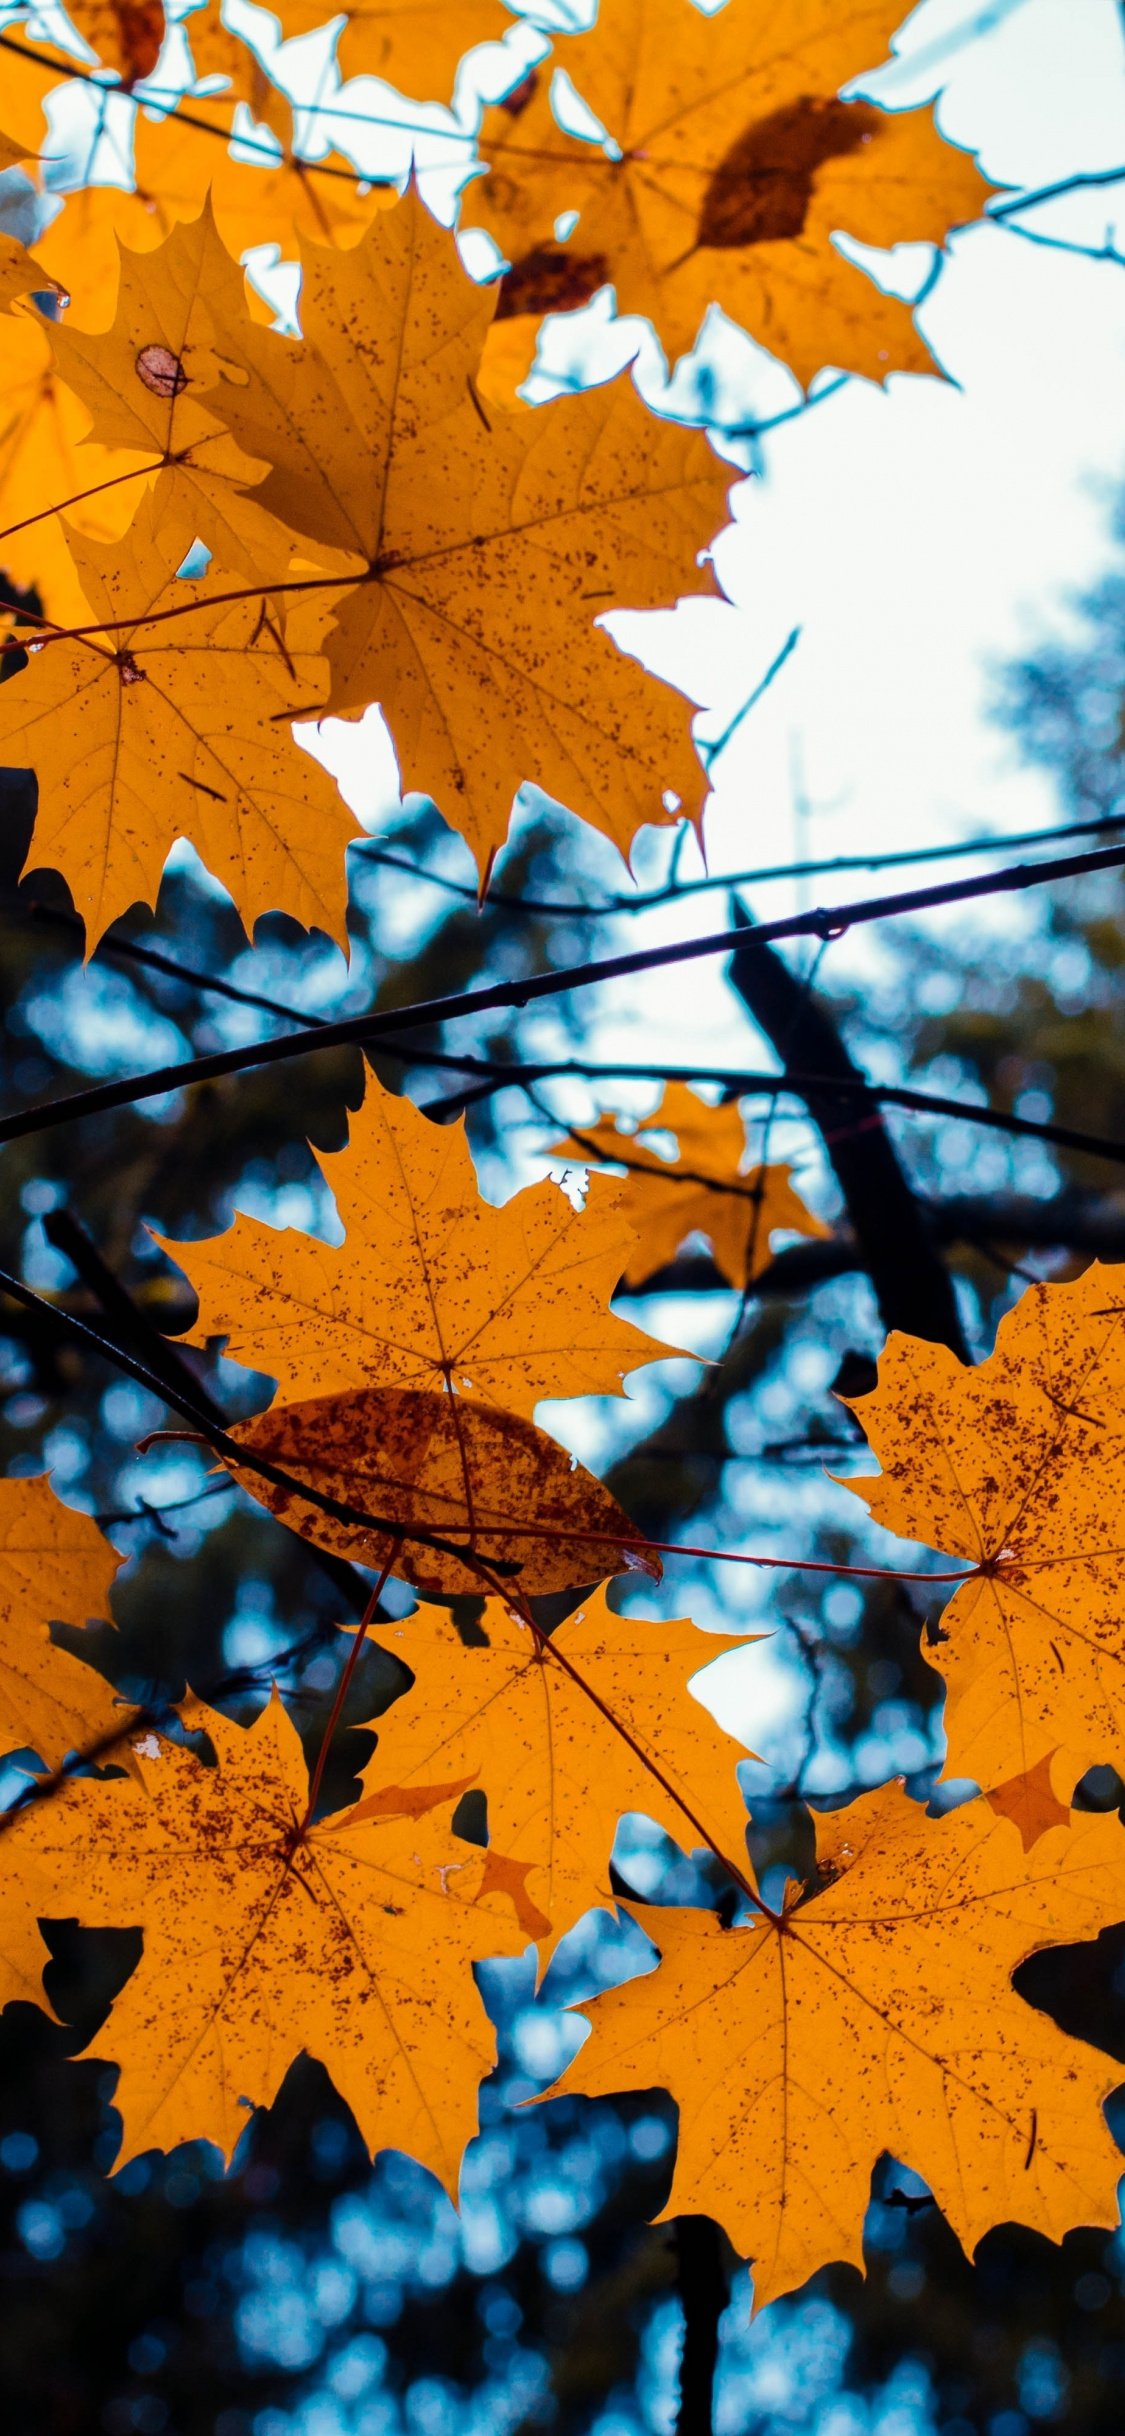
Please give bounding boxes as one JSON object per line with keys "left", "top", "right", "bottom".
{"left": 698, "top": 96, "right": 883, "bottom": 251}
{"left": 500, "top": 68, "right": 539, "bottom": 118}
{"left": 496, "top": 246, "right": 611, "bottom": 321}
{"left": 136, "top": 343, "right": 189, "bottom": 398}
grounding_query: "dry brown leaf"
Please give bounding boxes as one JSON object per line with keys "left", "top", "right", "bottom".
{"left": 222, "top": 1383, "right": 661, "bottom": 1596}
{"left": 461, "top": 0, "right": 995, "bottom": 385}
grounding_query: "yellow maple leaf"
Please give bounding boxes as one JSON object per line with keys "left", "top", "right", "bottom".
{"left": 0, "top": 1474, "right": 129, "bottom": 1773}
{"left": 31, "top": 108, "right": 396, "bottom": 330}
{"left": 0, "top": 489, "right": 358, "bottom": 950}
{"left": 0, "top": 25, "right": 75, "bottom": 155}
{"left": 551, "top": 1779, "right": 1125, "bottom": 2307}
{"left": 273, "top": 0, "right": 515, "bottom": 97}
{"left": 48, "top": 200, "right": 307, "bottom": 582}
{"left": 461, "top": 0, "right": 994, "bottom": 387}
{"left": 357, "top": 1587, "right": 756, "bottom": 1965}
{"left": 197, "top": 184, "right": 732, "bottom": 875}
{"left": 556, "top": 1083, "right": 830, "bottom": 1287}
{"left": 841, "top": 1264, "right": 1125, "bottom": 1799}
{"left": 0, "top": 309, "right": 148, "bottom": 626}
{"left": 0, "top": 240, "right": 52, "bottom": 317}
{"left": 0, "top": 122, "right": 36, "bottom": 173}
{"left": 160, "top": 1071, "right": 678, "bottom": 1418}
{"left": 2, "top": 1688, "right": 523, "bottom": 2179}
{"left": 222, "top": 1383, "right": 659, "bottom": 1597}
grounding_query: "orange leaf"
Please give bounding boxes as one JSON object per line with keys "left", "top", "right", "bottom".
{"left": 0, "top": 310, "right": 149, "bottom": 627}
{"left": 49, "top": 200, "right": 307, "bottom": 583}
{"left": 551, "top": 1780, "right": 1125, "bottom": 2307}
{"left": 461, "top": 0, "right": 996, "bottom": 386}
{"left": 221, "top": 1383, "right": 660, "bottom": 1597}
{"left": 985, "top": 1752, "right": 1071, "bottom": 1854}
{"left": 556, "top": 1083, "right": 829, "bottom": 1287}
{"left": 368, "top": 1587, "right": 757, "bottom": 1964}
{"left": 272, "top": 0, "right": 514, "bottom": 98}
{"left": 2, "top": 1689, "right": 524, "bottom": 2181}
{"left": 0, "top": 489, "right": 358, "bottom": 952}
{"left": 0, "top": 1474, "right": 130, "bottom": 1775}
{"left": 841, "top": 1264, "right": 1125, "bottom": 1798}
{"left": 159, "top": 1070, "right": 678, "bottom": 1418}
{"left": 197, "top": 184, "right": 732, "bottom": 874}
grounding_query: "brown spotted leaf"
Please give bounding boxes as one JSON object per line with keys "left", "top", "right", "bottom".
{"left": 221, "top": 1384, "right": 661, "bottom": 1597}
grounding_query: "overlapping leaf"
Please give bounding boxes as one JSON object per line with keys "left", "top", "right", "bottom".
{"left": 552, "top": 1780, "right": 1125, "bottom": 2307}
{"left": 556, "top": 1083, "right": 829, "bottom": 1287}
{"left": 361, "top": 1588, "right": 755, "bottom": 1963}
{"left": 197, "top": 185, "right": 731, "bottom": 873}
{"left": 0, "top": 1475, "right": 127, "bottom": 1772}
{"left": 274, "top": 0, "right": 515, "bottom": 97}
{"left": 0, "top": 491, "right": 358, "bottom": 948}
{"left": 48, "top": 202, "right": 307, "bottom": 582}
{"left": 163, "top": 1072, "right": 677, "bottom": 1418}
{"left": 0, "top": 310, "right": 149, "bottom": 625}
{"left": 223, "top": 1384, "right": 658, "bottom": 1596}
{"left": 843, "top": 1264, "right": 1125, "bottom": 1798}
{"left": 2, "top": 1690, "right": 523, "bottom": 2180}
{"left": 462, "top": 0, "right": 994, "bottom": 389}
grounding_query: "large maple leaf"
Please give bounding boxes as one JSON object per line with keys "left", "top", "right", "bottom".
{"left": 0, "top": 1476, "right": 130, "bottom": 1773}
{"left": 161, "top": 1073, "right": 676, "bottom": 1418}
{"left": 355, "top": 1588, "right": 756, "bottom": 1965}
{"left": 4, "top": 1689, "right": 523, "bottom": 2180}
{"left": 0, "top": 490, "right": 359, "bottom": 951}
{"left": 197, "top": 185, "right": 731, "bottom": 875}
{"left": 551, "top": 1780, "right": 1125, "bottom": 2307}
{"left": 556, "top": 1083, "right": 829, "bottom": 1287}
{"left": 221, "top": 1384, "right": 659, "bottom": 1596}
{"left": 0, "top": 311, "right": 149, "bottom": 627}
{"left": 842, "top": 1263, "right": 1125, "bottom": 1800}
{"left": 48, "top": 203, "right": 304, "bottom": 584}
{"left": 273, "top": 0, "right": 515, "bottom": 97}
{"left": 461, "top": 0, "right": 994, "bottom": 389}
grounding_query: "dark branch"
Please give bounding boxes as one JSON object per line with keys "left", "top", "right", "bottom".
{"left": 4, "top": 836, "right": 1125, "bottom": 1148}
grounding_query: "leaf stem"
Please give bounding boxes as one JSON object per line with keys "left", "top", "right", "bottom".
{"left": 297, "top": 1550, "right": 398, "bottom": 1837}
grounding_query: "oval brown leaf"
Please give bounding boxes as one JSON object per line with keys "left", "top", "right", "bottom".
{"left": 224, "top": 1386, "right": 660, "bottom": 1597}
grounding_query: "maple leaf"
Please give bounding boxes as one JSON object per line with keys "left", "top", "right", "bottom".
{"left": 2, "top": 1689, "right": 524, "bottom": 2179}
{"left": 222, "top": 1384, "right": 660, "bottom": 1596}
{"left": 0, "top": 26, "right": 74, "bottom": 155}
{"left": 551, "top": 1779, "right": 1125, "bottom": 2308}
{"left": 273, "top": 0, "right": 515, "bottom": 97}
{"left": 461, "top": 0, "right": 994, "bottom": 388}
{"left": 356, "top": 1587, "right": 756, "bottom": 1965}
{"left": 0, "top": 489, "right": 358, "bottom": 951}
{"left": 986, "top": 1753, "right": 1071, "bottom": 1855}
{"left": 48, "top": 201, "right": 307, "bottom": 583}
{"left": 31, "top": 108, "right": 396, "bottom": 331}
{"left": 197, "top": 185, "right": 732, "bottom": 875}
{"left": 0, "top": 124, "right": 35, "bottom": 174}
{"left": 556, "top": 1084, "right": 829, "bottom": 1287}
{"left": 842, "top": 1265, "right": 1125, "bottom": 1798}
{"left": 161, "top": 1072, "right": 677, "bottom": 1418}
{"left": 0, "top": 1475, "right": 130, "bottom": 1775}
{"left": 0, "top": 239, "right": 52, "bottom": 316}
{"left": 0, "top": 310, "right": 149, "bottom": 627}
